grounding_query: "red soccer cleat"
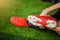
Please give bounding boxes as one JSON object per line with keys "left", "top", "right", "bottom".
{"left": 10, "top": 16, "right": 28, "bottom": 27}
{"left": 28, "top": 15, "right": 58, "bottom": 29}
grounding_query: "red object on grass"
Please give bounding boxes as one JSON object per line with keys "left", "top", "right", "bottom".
{"left": 10, "top": 16, "right": 57, "bottom": 28}
{"left": 10, "top": 16, "right": 28, "bottom": 27}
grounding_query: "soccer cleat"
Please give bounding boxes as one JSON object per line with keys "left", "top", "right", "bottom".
{"left": 10, "top": 15, "right": 58, "bottom": 29}
{"left": 28, "top": 15, "right": 58, "bottom": 28}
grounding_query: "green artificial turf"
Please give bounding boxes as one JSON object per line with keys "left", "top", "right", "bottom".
{"left": 0, "top": 0, "right": 60, "bottom": 40}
